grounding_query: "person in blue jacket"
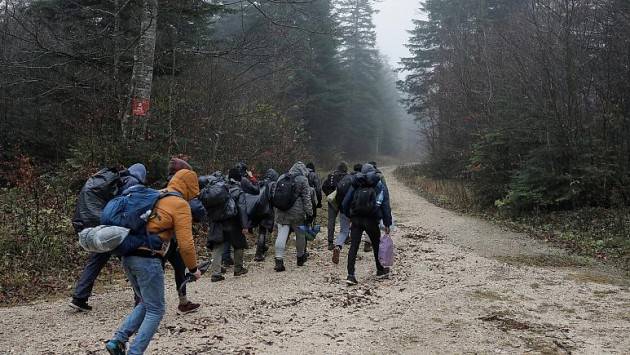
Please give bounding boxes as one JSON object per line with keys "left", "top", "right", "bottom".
{"left": 341, "top": 163, "right": 392, "bottom": 285}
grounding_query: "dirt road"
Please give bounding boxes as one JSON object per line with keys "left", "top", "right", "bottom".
{"left": 1, "top": 167, "right": 629, "bottom": 354}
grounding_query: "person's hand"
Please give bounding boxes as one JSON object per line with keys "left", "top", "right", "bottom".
{"left": 242, "top": 228, "right": 251, "bottom": 237}
{"left": 246, "top": 170, "right": 253, "bottom": 178}
{"left": 193, "top": 269, "right": 202, "bottom": 280}
{"left": 384, "top": 226, "right": 391, "bottom": 235}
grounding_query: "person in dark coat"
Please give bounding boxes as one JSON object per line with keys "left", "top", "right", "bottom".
{"left": 322, "top": 162, "right": 348, "bottom": 250}
{"left": 340, "top": 164, "right": 393, "bottom": 285}
{"left": 207, "top": 167, "right": 250, "bottom": 282}
{"left": 254, "top": 168, "right": 279, "bottom": 262}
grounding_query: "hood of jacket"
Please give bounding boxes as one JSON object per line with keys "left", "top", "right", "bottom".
{"left": 263, "top": 168, "right": 279, "bottom": 182}
{"left": 289, "top": 161, "right": 309, "bottom": 177}
{"left": 167, "top": 169, "right": 199, "bottom": 201}
{"left": 361, "top": 163, "right": 376, "bottom": 175}
{"left": 127, "top": 163, "right": 147, "bottom": 184}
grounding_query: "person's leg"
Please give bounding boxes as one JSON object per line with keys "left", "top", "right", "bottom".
{"left": 233, "top": 247, "right": 248, "bottom": 276}
{"left": 364, "top": 220, "right": 385, "bottom": 273}
{"left": 346, "top": 219, "right": 365, "bottom": 277}
{"left": 274, "top": 224, "right": 291, "bottom": 260}
{"left": 294, "top": 224, "right": 307, "bottom": 263}
{"left": 210, "top": 242, "right": 225, "bottom": 277}
{"left": 112, "top": 257, "right": 145, "bottom": 345}
{"left": 165, "top": 243, "right": 188, "bottom": 305}
{"left": 334, "top": 213, "right": 351, "bottom": 248}
{"left": 327, "top": 203, "right": 338, "bottom": 246}
{"left": 73, "top": 252, "right": 112, "bottom": 305}
{"left": 222, "top": 243, "right": 233, "bottom": 265}
{"left": 125, "top": 257, "right": 165, "bottom": 355}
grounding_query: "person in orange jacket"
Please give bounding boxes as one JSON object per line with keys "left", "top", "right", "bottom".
{"left": 105, "top": 169, "right": 202, "bottom": 355}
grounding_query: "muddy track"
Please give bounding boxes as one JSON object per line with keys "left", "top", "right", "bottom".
{"left": 1, "top": 167, "right": 629, "bottom": 354}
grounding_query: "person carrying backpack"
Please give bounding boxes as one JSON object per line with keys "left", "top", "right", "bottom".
{"left": 105, "top": 168, "right": 203, "bottom": 355}
{"left": 322, "top": 162, "right": 348, "bottom": 250}
{"left": 254, "top": 168, "right": 279, "bottom": 262}
{"left": 340, "top": 163, "right": 392, "bottom": 285}
{"left": 330, "top": 163, "right": 363, "bottom": 264}
{"left": 70, "top": 164, "right": 146, "bottom": 312}
{"left": 272, "top": 161, "right": 313, "bottom": 272}
{"left": 206, "top": 167, "right": 251, "bottom": 282}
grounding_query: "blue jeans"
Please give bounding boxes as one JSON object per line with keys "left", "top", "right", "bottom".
{"left": 73, "top": 252, "right": 112, "bottom": 301}
{"left": 333, "top": 213, "right": 351, "bottom": 248}
{"left": 113, "top": 256, "right": 165, "bottom": 355}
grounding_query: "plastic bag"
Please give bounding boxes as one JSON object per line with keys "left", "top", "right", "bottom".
{"left": 79, "top": 225, "right": 130, "bottom": 253}
{"left": 378, "top": 234, "right": 394, "bottom": 267}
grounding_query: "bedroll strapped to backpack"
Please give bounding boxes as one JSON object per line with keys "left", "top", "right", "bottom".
{"left": 72, "top": 168, "right": 122, "bottom": 233}
{"left": 272, "top": 174, "right": 297, "bottom": 211}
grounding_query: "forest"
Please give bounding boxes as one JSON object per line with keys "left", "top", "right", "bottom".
{"left": 398, "top": 0, "right": 630, "bottom": 263}
{"left": 0, "top": 0, "right": 413, "bottom": 303}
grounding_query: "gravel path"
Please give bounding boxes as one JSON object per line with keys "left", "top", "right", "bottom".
{"left": 1, "top": 167, "right": 629, "bottom": 354}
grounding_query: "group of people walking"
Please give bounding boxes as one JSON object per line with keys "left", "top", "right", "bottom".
{"left": 69, "top": 157, "right": 393, "bottom": 355}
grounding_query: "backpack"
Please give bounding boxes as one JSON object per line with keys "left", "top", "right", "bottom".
{"left": 272, "top": 174, "right": 297, "bottom": 211}
{"left": 246, "top": 185, "right": 273, "bottom": 224}
{"left": 322, "top": 171, "right": 345, "bottom": 196}
{"left": 350, "top": 176, "right": 378, "bottom": 217}
{"left": 334, "top": 173, "right": 354, "bottom": 205}
{"left": 72, "top": 168, "right": 122, "bottom": 233}
{"left": 200, "top": 175, "right": 239, "bottom": 222}
{"left": 100, "top": 185, "right": 182, "bottom": 253}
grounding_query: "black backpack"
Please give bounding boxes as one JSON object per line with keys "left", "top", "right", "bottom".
{"left": 350, "top": 181, "right": 378, "bottom": 217}
{"left": 334, "top": 173, "right": 354, "bottom": 205}
{"left": 200, "top": 174, "right": 237, "bottom": 222}
{"left": 272, "top": 174, "right": 297, "bottom": 211}
{"left": 72, "top": 168, "right": 122, "bottom": 233}
{"left": 322, "top": 171, "right": 345, "bottom": 196}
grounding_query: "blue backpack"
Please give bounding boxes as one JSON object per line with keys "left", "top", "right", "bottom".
{"left": 101, "top": 185, "right": 183, "bottom": 255}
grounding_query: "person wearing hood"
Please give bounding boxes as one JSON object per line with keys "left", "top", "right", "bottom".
{"left": 206, "top": 167, "right": 250, "bottom": 282}
{"left": 254, "top": 168, "right": 279, "bottom": 262}
{"left": 273, "top": 162, "right": 313, "bottom": 272}
{"left": 322, "top": 162, "right": 348, "bottom": 251}
{"left": 164, "top": 159, "right": 204, "bottom": 315}
{"left": 340, "top": 164, "right": 393, "bottom": 286}
{"left": 105, "top": 169, "right": 202, "bottom": 355}
{"left": 70, "top": 163, "right": 147, "bottom": 313}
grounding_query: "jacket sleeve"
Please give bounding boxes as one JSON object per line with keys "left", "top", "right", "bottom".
{"left": 380, "top": 184, "right": 393, "bottom": 227}
{"left": 237, "top": 192, "right": 251, "bottom": 229}
{"left": 300, "top": 177, "right": 313, "bottom": 218}
{"left": 341, "top": 186, "right": 355, "bottom": 216}
{"left": 314, "top": 174, "right": 323, "bottom": 204}
{"left": 189, "top": 198, "right": 206, "bottom": 223}
{"left": 172, "top": 200, "right": 198, "bottom": 271}
{"left": 241, "top": 177, "right": 260, "bottom": 194}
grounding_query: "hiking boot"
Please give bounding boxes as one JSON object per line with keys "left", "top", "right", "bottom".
{"left": 376, "top": 268, "right": 390, "bottom": 279}
{"left": 221, "top": 267, "right": 227, "bottom": 274}
{"left": 274, "top": 258, "right": 286, "bottom": 272}
{"left": 332, "top": 246, "right": 341, "bottom": 265}
{"left": 234, "top": 267, "right": 249, "bottom": 276}
{"left": 327, "top": 242, "right": 335, "bottom": 251}
{"left": 297, "top": 255, "right": 307, "bottom": 267}
{"left": 105, "top": 339, "right": 126, "bottom": 355}
{"left": 363, "top": 242, "right": 372, "bottom": 253}
{"left": 254, "top": 245, "right": 265, "bottom": 262}
{"left": 69, "top": 298, "right": 92, "bottom": 312}
{"left": 345, "top": 275, "right": 358, "bottom": 286}
{"left": 177, "top": 302, "right": 201, "bottom": 315}
{"left": 211, "top": 274, "right": 225, "bottom": 282}
{"left": 222, "top": 258, "right": 234, "bottom": 267}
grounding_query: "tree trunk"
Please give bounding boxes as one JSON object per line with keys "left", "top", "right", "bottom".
{"left": 122, "top": 0, "right": 159, "bottom": 142}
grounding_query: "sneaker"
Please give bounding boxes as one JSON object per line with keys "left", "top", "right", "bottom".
{"left": 345, "top": 275, "right": 358, "bottom": 286}
{"left": 376, "top": 268, "right": 390, "bottom": 279}
{"left": 211, "top": 275, "right": 225, "bottom": 282}
{"left": 332, "top": 246, "right": 341, "bottom": 265}
{"left": 69, "top": 298, "right": 92, "bottom": 312}
{"left": 105, "top": 339, "right": 126, "bottom": 355}
{"left": 327, "top": 242, "right": 335, "bottom": 251}
{"left": 363, "top": 242, "right": 372, "bottom": 253}
{"left": 297, "top": 255, "right": 306, "bottom": 267}
{"left": 234, "top": 267, "right": 249, "bottom": 276}
{"left": 177, "top": 301, "right": 201, "bottom": 315}
{"left": 274, "top": 258, "right": 286, "bottom": 272}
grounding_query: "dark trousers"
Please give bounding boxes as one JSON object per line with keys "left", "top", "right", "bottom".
{"left": 327, "top": 202, "right": 339, "bottom": 243}
{"left": 347, "top": 216, "right": 384, "bottom": 276}
{"left": 223, "top": 243, "right": 232, "bottom": 262}
{"left": 73, "top": 252, "right": 112, "bottom": 301}
{"left": 164, "top": 241, "right": 187, "bottom": 297}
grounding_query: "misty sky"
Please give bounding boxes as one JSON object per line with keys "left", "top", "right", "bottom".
{"left": 374, "top": 0, "right": 426, "bottom": 68}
